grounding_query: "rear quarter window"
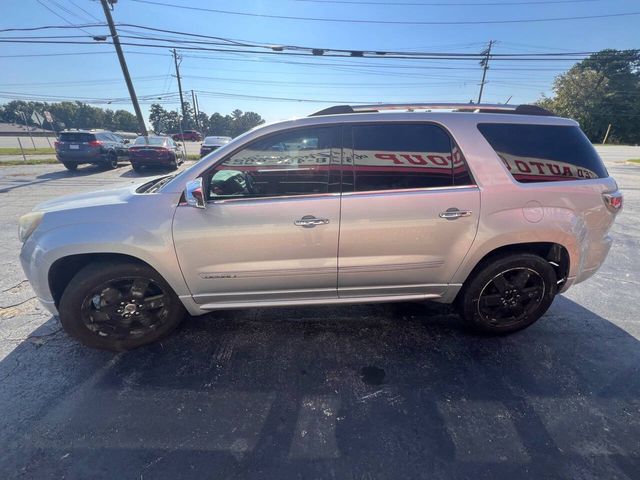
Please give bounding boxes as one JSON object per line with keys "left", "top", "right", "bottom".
{"left": 59, "top": 132, "right": 95, "bottom": 142}
{"left": 477, "top": 123, "right": 608, "bottom": 182}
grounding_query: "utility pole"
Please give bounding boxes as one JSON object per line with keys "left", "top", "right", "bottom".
{"left": 191, "top": 89, "right": 200, "bottom": 131}
{"left": 173, "top": 49, "right": 187, "bottom": 129}
{"left": 477, "top": 40, "right": 494, "bottom": 104}
{"left": 194, "top": 91, "right": 203, "bottom": 133}
{"left": 99, "top": 0, "right": 147, "bottom": 135}
{"left": 602, "top": 123, "right": 612, "bottom": 144}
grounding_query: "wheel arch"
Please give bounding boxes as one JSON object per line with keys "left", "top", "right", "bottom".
{"left": 458, "top": 241, "right": 570, "bottom": 291}
{"left": 49, "top": 253, "right": 164, "bottom": 308}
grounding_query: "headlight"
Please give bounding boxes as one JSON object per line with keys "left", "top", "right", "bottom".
{"left": 18, "top": 212, "right": 44, "bottom": 242}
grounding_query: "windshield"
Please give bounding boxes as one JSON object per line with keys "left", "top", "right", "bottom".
{"left": 134, "top": 136, "right": 166, "bottom": 146}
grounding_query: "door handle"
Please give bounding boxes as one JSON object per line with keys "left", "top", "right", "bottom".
{"left": 294, "top": 215, "right": 330, "bottom": 228}
{"left": 439, "top": 208, "right": 472, "bottom": 220}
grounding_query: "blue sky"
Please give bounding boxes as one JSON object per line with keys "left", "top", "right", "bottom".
{"left": 1, "top": 0, "right": 639, "bottom": 123}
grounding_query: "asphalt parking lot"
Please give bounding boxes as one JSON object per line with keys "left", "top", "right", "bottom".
{"left": 0, "top": 147, "right": 639, "bottom": 479}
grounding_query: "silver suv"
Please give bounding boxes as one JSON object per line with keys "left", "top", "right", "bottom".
{"left": 19, "top": 103, "right": 623, "bottom": 351}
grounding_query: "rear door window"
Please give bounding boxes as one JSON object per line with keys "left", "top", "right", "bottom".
{"left": 349, "top": 123, "right": 472, "bottom": 191}
{"left": 477, "top": 123, "right": 608, "bottom": 182}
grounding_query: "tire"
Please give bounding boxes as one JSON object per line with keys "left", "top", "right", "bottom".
{"left": 169, "top": 155, "right": 178, "bottom": 170}
{"left": 63, "top": 162, "right": 77, "bottom": 171}
{"left": 58, "top": 261, "right": 185, "bottom": 351}
{"left": 131, "top": 163, "right": 143, "bottom": 172}
{"left": 456, "top": 253, "right": 557, "bottom": 334}
{"left": 106, "top": 151, "right": 118, "bottom": 169}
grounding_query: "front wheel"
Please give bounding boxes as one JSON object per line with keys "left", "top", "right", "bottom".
{"left": 456, "top": 253, "right": 557, "bottom": 334}
{"left": 59, "top": 261, "right": 185, "bottom": 351}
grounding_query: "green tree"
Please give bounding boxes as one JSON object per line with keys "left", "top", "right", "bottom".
{"left": 112, "top": 110, "right": 138, "bottom": 132}
{"left": 208, "top": 112, "right": 232, "bottom": 136}
{"left": 149, "top": 103, "right": 170, "bottom": 133}
{"left": 231, "top": 111, "right": 264, "bottom": 137}
{"left": 539, "top": 49, "right": 640, "bottom": 144}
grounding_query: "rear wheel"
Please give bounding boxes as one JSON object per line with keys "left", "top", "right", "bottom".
{"left": 131, "top": 163, "right": 143, "bottom": 172}
{"left": 456, "top": 254, "right": 557, "bottom": 334}
{"left": 59, "top": 261, "right": 185, "bottom": 351}
{"left": 62, "top": 162, "right": 77, "bottom": 171}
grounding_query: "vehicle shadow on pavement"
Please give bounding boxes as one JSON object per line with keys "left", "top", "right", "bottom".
{"left": 1, "top": 296, "right": 638, "bottom": 479}
{"left": 0, "top": 166, "right": 118, "bottom": 194}
{"left": 35, "top": 165, "right": 115, "bottom": 179}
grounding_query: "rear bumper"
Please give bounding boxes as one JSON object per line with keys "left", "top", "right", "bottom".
{"left": 561, "top": 232, "right": 613, "bottom": 293}
{"left": 129, "top": 155, "right": 174, "bottom": 166}
{"left": 200, "top": 147, "right": 219, "bottom": 156}
{"left": 56, "top": 150, "right": 104, "bottom": 163}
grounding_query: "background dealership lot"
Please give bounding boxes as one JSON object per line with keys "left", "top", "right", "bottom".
{"left": 0, "top": 146, "right": 638, "bottom": 478}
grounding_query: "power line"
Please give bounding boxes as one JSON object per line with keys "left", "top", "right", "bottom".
{"left": 128, "top": 0, "right": 640, "bottom": 25}
{"left": 1, "top": 22, "right": 631, "bottom": 60}
{"left": 115, "top": 23, "right": 612, "bottom": 57}
{"left": 0, "top": 38, "right": 603, "bottom": 61}
{"left": 0, "top": 49, "right": 169, "bottom": 58}
{"left": 35, "top": 0, "right": 96, "bottom": 36}
{"left": 68, "top": 0, "right": 103, "bottom": 23}
{"left": 291, "top": 0, "right": 603, "bottom": 5}
{"left": 0, "top": 24, "right": 104, "bottom": 33}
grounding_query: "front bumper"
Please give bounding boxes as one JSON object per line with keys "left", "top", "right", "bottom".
{"left": 19, "top": 238, "right": 58, "bottom": 316}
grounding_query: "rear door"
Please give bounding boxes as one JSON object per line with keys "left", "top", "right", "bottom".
{"left": 111, "top": 134, "right": 128, "bottom": 158}
{"left": 173, "top": 125, "right": 343, "bottom": 306}
{"left": 338, "top": 122, "right": 480, "bottom": 298}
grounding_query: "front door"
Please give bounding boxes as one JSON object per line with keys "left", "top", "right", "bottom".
{"left": 338, "top": 122, "right": 480, "bottom": 298}
{"left": 173, "top": 126, "right": 342, "bottom": 306}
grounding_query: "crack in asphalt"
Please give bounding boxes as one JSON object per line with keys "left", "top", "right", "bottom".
{"left": 0, "top": 296, "right": 36, "bottom": 310}
{"left": 1, "top": 280, "right": 29, "bottom": 293}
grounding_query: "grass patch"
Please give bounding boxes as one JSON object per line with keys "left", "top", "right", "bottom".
{"left": 628, "top": 159, "right": 640, "bottom": 164}
{"left": 186, "top": 154, "right": 200, "bottom": 161}
{"left": 0, "top": 147, "right": 55, "bottom": 155}
{"left": 0, "top": 158, "right": 58, "bottom": 166}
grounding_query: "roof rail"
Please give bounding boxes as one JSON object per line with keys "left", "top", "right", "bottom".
{"left": 309, "top": 103, "right": 555, "bottom": 117}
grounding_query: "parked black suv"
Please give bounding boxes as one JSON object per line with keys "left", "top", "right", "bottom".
{"left": 55, "top": 130, "right": 129, "bottom": 171}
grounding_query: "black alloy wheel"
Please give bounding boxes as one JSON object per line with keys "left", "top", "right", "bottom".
{"left": 476, "top": 267, "right": 545, "bottom": 328}
{"left": 59, "top": 261, "right": 184, "bottom": 350}
{"left": 457, "top": 253, "right": 557, "bottom": 334}
{"left": 80, "top": 277, "right": 170, "bottom": 340}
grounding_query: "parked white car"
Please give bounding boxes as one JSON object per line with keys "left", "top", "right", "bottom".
{"left": 199, "top": 135, "right": 232, "bottom": 157}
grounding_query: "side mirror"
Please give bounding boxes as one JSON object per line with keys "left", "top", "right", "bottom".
{"left": 185, "top": 178, "right": 206, "bottom": 209}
